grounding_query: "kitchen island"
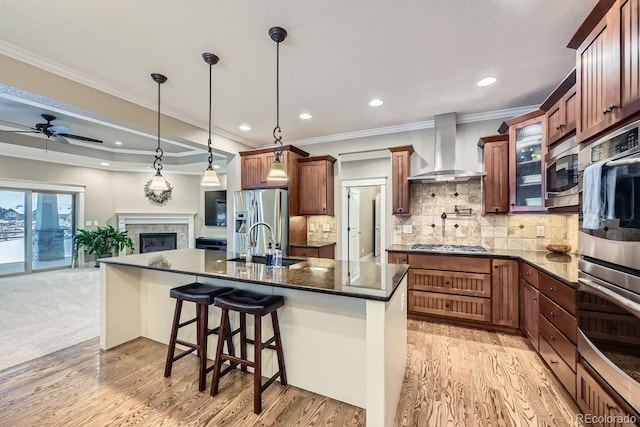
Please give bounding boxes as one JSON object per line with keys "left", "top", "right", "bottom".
{"left": 99, "top": 249, "right": 408, "bottom": 427}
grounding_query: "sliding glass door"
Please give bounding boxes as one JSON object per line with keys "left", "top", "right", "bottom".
{"left": 0, "top": 190, "right": 27, "bottom": 275}
{"left": 0, "top": 189, "right": 74, "bottom": 275}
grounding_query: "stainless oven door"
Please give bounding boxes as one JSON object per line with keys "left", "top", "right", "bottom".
{"left": 578, "top": 260, "right": 640, "bottom": 413}
{"left": 546, "top": 137, "right": 579, "bottom": 208}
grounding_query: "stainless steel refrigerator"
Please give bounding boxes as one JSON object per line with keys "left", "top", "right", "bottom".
{"left": 233, "top": 189, "right": 288, "bottom": 257}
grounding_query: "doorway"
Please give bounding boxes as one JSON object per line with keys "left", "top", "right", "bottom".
{"left": 341, "top": 178, "right": 386, "bottom": 265}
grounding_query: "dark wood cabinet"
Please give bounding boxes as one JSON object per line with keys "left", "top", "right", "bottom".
{"left": 541, "top": 70, "right": 577, "bottom": 146}
{"left": 387, "top": 251, "right": 408, "bottom": 264}
{"left": 491, "top": 259, "right": 519, "bottom": 328}
{"left": 479, "top": 134, "right": 509, "bottom": 214}
{"left": 239, "top": 145, "right": 309, "bottom": 215}
{"left": 298, "top": 155, "right": 336, "bottom": 216}
{"left": 521, "top": 279, "right": 539, "bottom": 351}
{"left": 577, "top": 363, "right": 638, "bottom": 426}
{"left": 570, "top": 0, "right": 640, "bottom": 143}
{"left": 289, "top": 243, "right": 335, "bottom": 259}
{"left": 508, "top": 112, "right": 547, "bottom": 212}
{"left": 388, "top": 145, "right": 413, "bottom": 216}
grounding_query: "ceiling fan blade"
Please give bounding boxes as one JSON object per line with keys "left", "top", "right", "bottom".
{"left": 51, "top": 135, "right": 70, "bottom": 144}
{"left": 48, "top": 125, "right": 69, "bottom": 133}
{"left": 57, "top": 133, "right": 103, "bottom": 143}
{"left": 0, "top": 130, "right": 41, "bottom": 134}
{"left": 0, "top": 119, "right": 39, "bottom": 130}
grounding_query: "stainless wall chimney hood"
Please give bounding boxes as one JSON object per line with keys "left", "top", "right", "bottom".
{"left": 408, "top": 112, "right": 487, "bottom": 182}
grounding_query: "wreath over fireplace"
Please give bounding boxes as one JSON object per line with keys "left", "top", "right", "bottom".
{"left": 144, "top": 179, "right": 173, "bottom": 206}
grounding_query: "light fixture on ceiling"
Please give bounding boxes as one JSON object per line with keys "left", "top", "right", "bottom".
{"left": 266, "top": 26, "right": 289, "bottom": 182}
{"left": 238, "top": 123, "right": 252, "bottom": 132}
{"left": 100, "top": 162, "right": 110, "bottom": 166}
{"left": 149, "top": 73, "right": 169, "bottom": 192}
{"left": 299, "top": 112, "right": 312, "bottom": 120}
{"left": 201, "top": 52, "right": 222, "bottom": 187}
{"left": 114, "top": 141, "right": 123, "bottom": 146}
{"left": 477, "top": 77, "right": 497, "bottom": 87}
{"left": 369, "top": 99, "right": 384, "bottom": 107}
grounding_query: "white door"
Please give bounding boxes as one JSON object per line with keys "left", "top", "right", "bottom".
{"left": 348, "top": 188, "right": 360, "bottom": 278}
{"left": 374, "top": 193, "right": 381, "bottom": 257}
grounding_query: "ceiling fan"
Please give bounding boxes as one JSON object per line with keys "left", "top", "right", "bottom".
{"left": 0, "top": 114, "right": 103, "bottom": 143}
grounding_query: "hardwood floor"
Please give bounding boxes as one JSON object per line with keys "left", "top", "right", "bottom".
{"left": 0, "top": 320, "right": 581, "bottom": 426}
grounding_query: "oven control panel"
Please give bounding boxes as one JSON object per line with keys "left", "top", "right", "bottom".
{"left": 590, "top": 128, "right": 638, "bottom": 162}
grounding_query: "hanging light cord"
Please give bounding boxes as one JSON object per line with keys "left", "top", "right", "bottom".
{"left": 207, "top": 61, "right": 214, "bottom": 167}
{"left": 153, "top": 80, "right": 164, "bottom": 173}
{"left": 272, "top": 39, "right": 283, "bottom": 160}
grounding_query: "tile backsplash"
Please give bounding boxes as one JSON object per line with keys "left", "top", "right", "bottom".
{"left": 306, "top": 216, "right": 337, "bottom": 242}
{"left": 393, "top": 182, "right": 578, "bottom": 252}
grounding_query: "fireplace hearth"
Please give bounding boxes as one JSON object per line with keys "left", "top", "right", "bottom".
{"left": 140, "top": 232, "right": 177, "bottom": 254}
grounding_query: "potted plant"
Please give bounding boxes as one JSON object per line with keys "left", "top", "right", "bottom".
{"left": 73, "top": 225, "right": 134, "bottom": 267}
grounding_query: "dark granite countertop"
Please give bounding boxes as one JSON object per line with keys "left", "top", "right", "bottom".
{"left": 100, "top": 248, "right": 408, "bottom": 301}
{"left": 289, "top": 241, "right": 336, "bottom": 248}
{"left": 386, "top": 244, "right": 578, "bottom": 286}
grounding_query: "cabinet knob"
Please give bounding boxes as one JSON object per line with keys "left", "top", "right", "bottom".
{"left": 445, "top": 303, "right": 450, "bottom": 308}
{"left": 494, "top": 208, "right": 499, "bottom": 212}
{"left": 549, "top": 311, "right": 557, "bottom": 317}
{"left": 322, "top": 207, "right": 326, "bottom": 211}
{"left": 609, "top": 104, "right": 618, "bottom": 111}
{"left": 445, "top": 281, "right": 450, "bottom": 285}
{"left": 550, "top": 360, "right": 558, "bottom": 365}
{"left": 556, "top": 124, "right": 565, "bottom": 130}
{"left": 532, "top": 296, "right": 537, "bottom": 301}
{"left": 511, "top": 203, "right": 515, "bottom": 207}
{"left": 549, "top": 335, "right": 556, "bottom": 341}
{"left": 398, "top": 208, "right": 403, "bottom": 212}
{"left": 524, "top": 272, "right": 530, "bottom": 276}
{"left": 549, "top": 287, "right": 557, "bottom": 292}
{"left": 606, "top": 404, "right": 617, "bottom": 411}
{"left": 494, "top": 265, "right": 499, "bottom": 269}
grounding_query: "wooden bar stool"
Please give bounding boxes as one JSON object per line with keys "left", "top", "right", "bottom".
{"left": 164, "top": 282, "right": 233, "bottom": 391}
{"left": 210, "top": 289, "right": 287, "bottom": 414}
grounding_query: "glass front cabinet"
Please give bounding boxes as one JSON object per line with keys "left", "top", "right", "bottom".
{"left": 508, "top": 113, "right": 547, "bottom": 212}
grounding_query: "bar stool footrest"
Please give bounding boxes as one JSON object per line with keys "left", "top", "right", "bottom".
{"left": 261, "top": 370, "right": 284, "bottom": 392}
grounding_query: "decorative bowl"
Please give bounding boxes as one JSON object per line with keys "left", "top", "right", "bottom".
{"left": 545, "top": 243, "right": 572, "bottom": 254}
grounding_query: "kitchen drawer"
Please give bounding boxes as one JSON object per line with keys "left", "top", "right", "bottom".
{"left": 539, "top": 294, "right": 578, "bottom": 344}
{"left": 539, "top": 272, "right": 576, "bottom": 315}
{"left": 539, "top": 313, "right": 576, "bottom": 370}
{"left": 289, "top": 246, "right": 319, "bottom": 258}
{"left": 539, "top": 335, "right": 576, "bottom": 399}
{"left": 520, "top": 262, "right": 539, "bottom": 288}
{"left": 387, "top": 251, "right": 408, "bottom": 264}
{"left": 409, "top": 269, "right": 491, "bottom": 297}
{"left": 408, "top": 254, "right": 491, "bottom": 273}
{"left": 409, "top": 290, "right": 491, "bottom": 323}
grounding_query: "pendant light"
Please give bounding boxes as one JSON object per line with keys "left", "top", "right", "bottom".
{"left": 201, "top": 52, "right": 222, "bottom": 186}
{"left": 266, "top": 26, "right": 289, "bottom": 182}
{"left": 149, "top": 73, "right": 169, "bottom": 192}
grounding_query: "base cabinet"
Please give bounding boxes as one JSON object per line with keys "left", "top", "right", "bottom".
{"left": 288, "top": 244, "right": 335, "bottom": 259}
{"left": 491, "top": 259, "right": 519, "bottom": 328}
{"left": 577, "top": 363, "right": 638, "bottom": 427}
{"left": 521, "top": 279, "right": 540, "bottom": 351}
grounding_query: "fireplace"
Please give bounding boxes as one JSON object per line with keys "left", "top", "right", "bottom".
{"left": 139, "top": 233, "right": 177, "bottom": 254}
{"left": 116, "top": 213, "right": 196, "bottom": 255}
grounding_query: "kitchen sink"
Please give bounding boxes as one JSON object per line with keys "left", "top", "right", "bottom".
{"left": 410, "top": 244, "right": 487, "bottom": 253}
{"left": 227, "top": 256, "right": 305, "bottom": 266}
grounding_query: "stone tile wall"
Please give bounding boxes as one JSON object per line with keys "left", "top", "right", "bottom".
{"left": 306, "top": 216, "right": 337, "bottom": 242}
{"left": 393, "top": 182, "right": 579, "bottom": 252}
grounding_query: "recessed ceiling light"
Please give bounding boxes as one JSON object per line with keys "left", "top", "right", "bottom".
{"left": 238, "top": 123, "right": 251, "bottom": 132}
{"left": 100, "top": 162, "right": 110, "bottom": 166}
{"left": 213, "top": 165, "right": 221, "bottom": 169}
{"left": 299, "top": 112, "right": 312, "bottom": 120}
{"left": 369, "top": 99, "right": 384, "bottom": 107}
{"left": 114, "top": 141, "right": 123, "bottom": 146}
{"left": 477, "top": 77, "right": 497, "bottom": 87}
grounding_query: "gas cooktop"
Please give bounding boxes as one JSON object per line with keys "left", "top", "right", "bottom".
{"left": 410, "top": 244, "right": 488, "bottom": 253}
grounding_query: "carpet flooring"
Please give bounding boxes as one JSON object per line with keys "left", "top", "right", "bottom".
{"left": 0, "top": 268, "right": 99, "bottom": 371}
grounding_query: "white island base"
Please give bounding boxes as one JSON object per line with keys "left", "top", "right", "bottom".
{"left": 101, "top": 264, "right": 407, "bottom": 427}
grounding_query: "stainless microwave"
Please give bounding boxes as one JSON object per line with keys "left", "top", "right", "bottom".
{"left": 545, "top": 136, "right": 579, "bottom": 209}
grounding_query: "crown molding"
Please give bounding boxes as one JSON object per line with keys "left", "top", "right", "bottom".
{"left": 288, "top": 105, "right": 538, "bottom": 147}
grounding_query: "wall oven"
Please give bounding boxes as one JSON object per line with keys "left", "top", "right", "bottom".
{"left": 545, "top": 136, "right": 579, "bottom": 209}
{"left": 578, "top": 120, "right": 640, "bottom": 415}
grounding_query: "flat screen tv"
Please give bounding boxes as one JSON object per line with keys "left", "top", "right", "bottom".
{"left": 204, "top": 190, "right": 227, "bottom": 226}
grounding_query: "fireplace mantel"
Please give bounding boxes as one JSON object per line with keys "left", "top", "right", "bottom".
{"left": 116, "top": 213, "right": 196, "bottom": 253}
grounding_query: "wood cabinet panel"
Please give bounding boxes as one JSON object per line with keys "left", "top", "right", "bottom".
{"left": 409, "top": 290, "right": 491, "bottom": 323}
{"left": 546, "top": 84, "right": 578, "bottom": 146}
{"left": 539, "top": 313, "right": 576, "bottom": 369}
{"left": 481, "top": 136, "right": 510, "bottom": 213}
{"left": 408, "top": 253, "right": 491, "bottom": 273}
{"left": 521, "top": 262, "right": 539, "bottom": 288}
{"left": 547, "top": 102, "right": 564, "bottom": 144}
{"left": 387, "top": 251, "right": 408, "bottom": 264}
{"left": 539, "top": 336, "right": 576, "bottom": 399}
{"left": 298, "top": 156, "right": 335, "bottom": 215}
{"left": 621, "top": 0, "right": 640, "bottom": 117}
{"left": 577, "top": 363, "right": 638, "bottom": 426}
{"left": 564, "top": 86, "right": 578, "bottom": 135}
{"left": 540, "top": 294, "right": 578, "bottom": 344}
{"left": 389, "top": 146, "right": 413, "bottom": 216}
{"left": 521, "top": 280, "right": 539, "bottom": 351}
{"left": 409, "top": 269, "right": 491, "bottom": 297}
{"left": 491, "top": 259, "right": 519, "bottom": 328}
{"left": 289, "top": 244, "right": 335, "bottom": 259}
{"left": 539, "top": 272, "right": 576, "bottom": 315}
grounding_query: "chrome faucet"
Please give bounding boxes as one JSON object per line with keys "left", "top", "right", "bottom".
{"left": 246, "top": 222, "right": 274, "bottom": 263}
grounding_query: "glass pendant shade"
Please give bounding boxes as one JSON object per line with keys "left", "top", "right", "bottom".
{"left": 149, "top": 171, "right": 169, "bottom": 191}
{"left": 266, "top": 158, "right": 288, "bottom": 181}
{"left": 201, "top": 166, "right": 221, "bottom": 186}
